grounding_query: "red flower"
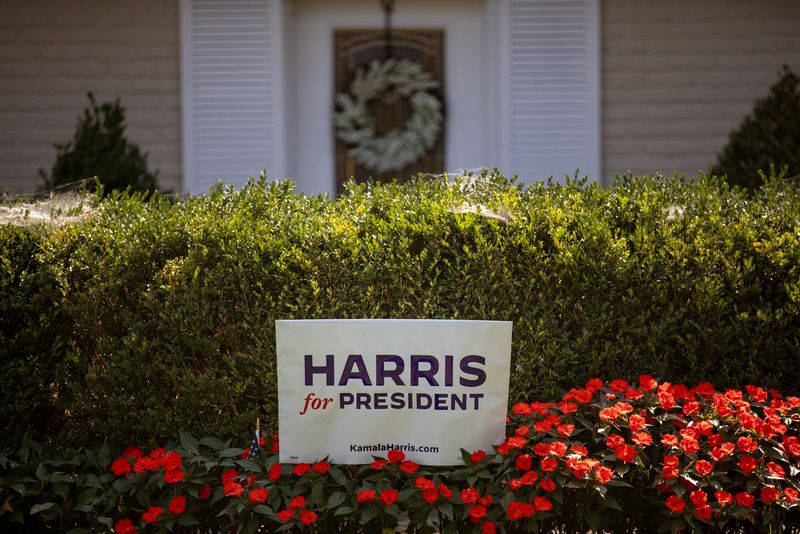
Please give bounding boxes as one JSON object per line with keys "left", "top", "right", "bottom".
{"left": 111, "top": 457, "right": 131, "bottom": 477}
{"left": 470, "top": 504, "right": 488, "bottom": 520}
{"left": 371, "top": 459, "right": 388, "bottom": 470}
{"left": 599, "top": 407, "right": 618, "bottom": 421}
{"left": 665, "top": 495, "right": 685, "bottom": 513}
{"left": 133, "top": 457, "right": 156, "bottom": 473}
{"left": 163, "top": 452, "right": 182, "bottom": 471}
{"left": 586, "top": 377, "right": 604, "bottom": 391}
{"left": 737, "top": 436, "right": 758, "bottom": 453}
{"left": 626, "top": 388, "right": 644, "bottom": 400}
{"left": 313, "top": 461, "right": 330, "bottom": 474}
{"left": 557, "top": 423, "right": 575, "bottom": 436}
{"left": 142, "top": 506, "right": 163, "bottom": 523}
{"left": 615, "top": 444, "right": 636, "bottom": 463}
{"left": 481, "top": 521, "right": 496, "bottom": 534}
{"left": 506, "top": 502, "right": 523, "bottom": 521}
{"left": 506, "top": 436, "right": 526, "bottom": 449}
{"left": 471, "top": 450, "right": 486, "bottom": 462}
{"left": 277, "top": 509, "right": 294, "bottom": 522}
{"left": 609, "top": 379, "right": 629, "bottom": 392}
{"left": 299, "top": 510, "right": 317, "bottom": 525}
{"left": 539, "top": 478, "right": 556, "bottom": 492}
{"left": 735, "top": 492, "right": 755, "bottom": 508}
{"left": 570, "top": 445, "right": 588, "bottom": 457}
{"left": 400, "top": 460, "right": 420, "bottom": 474}
{"left": 221, "top": 469, "right": 238, "bottom": 484}
{"left": 380, "top": 489, "right": 398, "bottom": 507}
{"left": 533, "top": 496, "right": 553, "bottom": 511}
{"left": 663, "top": 466, "right": 679, "bottom": 480}
{"left": 711, "top": 443, "right": 734, "bottom": 461}
{"left": 559, "top": 401, "right": 578, "bottom": 415}
{"left": 738, "top": 456, "right": 757, "bottom": 474}
{"left": 661, "top": 434, "right": 679, "bottom": 447}
{"left": 595, "top": 466, "right": 613, "bottom": 484}
{"left": 387, "top": 449, "right": 405, "bottom": 463}
{"left": 249, "top": 488, "right": 269, "bottom": 503}
{"left": 122, "top": 445, "right": 142, "bottom": 459}
{"left": 292, "top": 463, "right": 311, "bottom": 476}
{"left": 606, "top": 434, "right": 625, "bottom": 449}
{"left": 515, "top": 425, "right": 530, "bottom": 436}
{"left": 631, "top": 431, "right": 652, "bottom": 446}
{"left": 549, "top": 440, "right": 567, "bottom": 457}
{"left": 541, "top": 457, "right": 558, "bottom": 472}
{"left": 695, "top": 460, "right": 713, "bottom": 476}
{"left": 168, "top": 496, "right": 186, "bottom": 515}
{"left": 639, "top": 374, "right": 658, "bottom": 391}
{"left": 761, "top": 486, "right": 780, "bottom": 503}
{"left": 689, "top": 490, "right": 707, "bottom": 508}
{"left": 516, "top": 454, "right": 532, "bottom": 471}
{"left": 224, "top": 482, "right": 244, "bottom": 497}
{"left": 785, "top": 488, "right": 800, "bottom": 502}
{"left": 658, "top": 390, "right": 676, "bottom": 410}
{"left": 461, "top": 488, "right": 480, "bottom": 504}
{"left": 164, "top": 469, "right": 184, "bottom": 483}
{"left": 114, "top": 518, "right": 136, "bottom": 534}
{"left": 269, "top": 463, "right": 282, "bottom": 481}
{"left": 439, "top": 483, "right": 454, "bottom": 498}
{"left": 512, "top": 402, "right": 532, "bottom": 416}
{"left": 767, "top": 461, "right": 785, "bottom": 478}
{"left": 695, "top": 505, "right": 712, "bottom": 521}
{"left": 422, "top": 488, "right": 438, "bottom": 504}
{"left": 679, "top": 437, "right": 700, "bottom": 454}
{"left": 290, "top": 496, "right": 306, "bottom": 509}
{"left": 415, "top": 476, "right": 435, "bottom": 490}
{"left": 628, "top": 415, "right": 647, "bottom": 432}
{"left": 715, "top": 490, "right": 733, "bottom": 506}
{"left": 357, "top": 489, "right": 376, "bottom": 503}
{"left": 199, "top": 484, "right": 212, "bottom": 500}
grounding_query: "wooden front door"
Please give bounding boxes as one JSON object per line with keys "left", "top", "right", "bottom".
{"left": 333, "top": 29, "right": 445, "bottom": 192}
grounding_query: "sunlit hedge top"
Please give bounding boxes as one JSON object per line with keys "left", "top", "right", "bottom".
{"left": 1, "top": 171, "right": 799, "bottom": 447}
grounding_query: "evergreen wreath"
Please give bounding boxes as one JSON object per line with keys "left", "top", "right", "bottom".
{"left": 335, "top": 58, "right": 443, "bottom": 174}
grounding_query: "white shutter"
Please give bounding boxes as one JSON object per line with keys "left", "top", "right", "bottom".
{"left": 496, "top": 0, "right": 600, "bottom": 183}
{"left": 180, "top": 0, "right": 285, "bottom": 194}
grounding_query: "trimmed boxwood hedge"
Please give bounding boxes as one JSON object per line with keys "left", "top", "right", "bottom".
{"left": 1, "top": 172, "right": 799, "bottom": 449}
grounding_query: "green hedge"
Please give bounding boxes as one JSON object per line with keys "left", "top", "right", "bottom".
{"left": 2, "top": 172, "right": 799, "bottom": 448}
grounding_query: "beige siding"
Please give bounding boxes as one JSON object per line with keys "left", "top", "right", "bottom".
{"left": 0, "top": 0, "right": 181, "bottom": 193}
{"left": 602, "top": 0, "right": 800, "bottom": 182}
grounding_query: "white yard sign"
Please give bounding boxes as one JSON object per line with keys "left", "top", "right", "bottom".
{"left": 276, "top": 319, "right": 512, "bottom": 465}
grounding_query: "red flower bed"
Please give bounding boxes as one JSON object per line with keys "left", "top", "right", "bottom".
{"left": 3, "top": 376, "right": 800, "bottom": 533}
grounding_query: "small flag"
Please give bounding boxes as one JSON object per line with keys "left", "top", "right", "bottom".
{"left": 247, "top": 418, "right": 261, "bottom": 460}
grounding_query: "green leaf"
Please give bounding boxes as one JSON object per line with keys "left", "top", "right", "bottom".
{"left": 179, "top": 431, "right": 200, "bottom": 455}
{"left": 30, "top": 502, "right": 56, "bottom": 515}
{"left": 437, "top": 501, "right": 454, "bottom": 520}
{"left": 199, "top": 437, "right": 227, "bottom": 450}
{"left": 584, "top": 509, "right": 603, "bottom": 532}
{"left": 310, "top": 480, "right": 324, "bottom": 506}
{"left": 326, "top": 491, "right": 346, "bottom": 509}
{"left": 360, "top": 507, "right": 378, "bottom": 524}
{"left": 220, "top": 447, "right": 246, "bottom": 458}
{"left": 334, "top": 505, "right": 354, "bottom": 517}
{"left": 35, "top": 463, "right": 48, "bottom": 481}
{"left": 174, "top": 514, "right": 199, "bottom": 527}
{"left": 329, "top": 468, "right": 350, "bottom": 487}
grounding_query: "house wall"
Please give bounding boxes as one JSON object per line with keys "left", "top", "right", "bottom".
{"left": 0, "top": 0, "right": 181, "bottom": 193}
{"left": 286, "top": 0, "right": 489, "bottom": 194}
{"left": 602, "top": 0, "right": 800, "bottom": 181}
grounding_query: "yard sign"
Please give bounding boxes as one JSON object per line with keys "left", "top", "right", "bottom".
{"left": 276, "top": 319, "right": 512, "bottom": 465}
